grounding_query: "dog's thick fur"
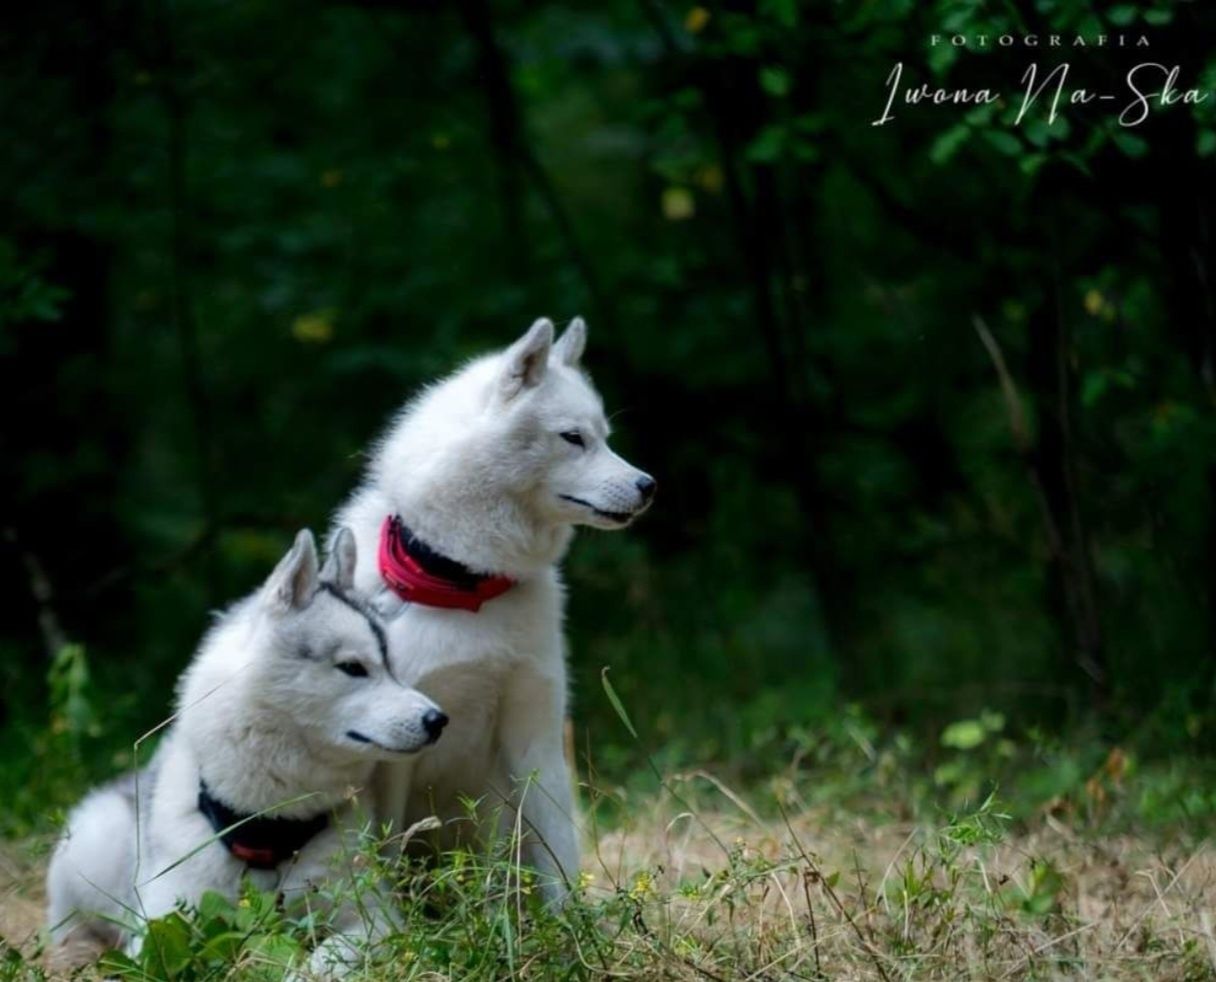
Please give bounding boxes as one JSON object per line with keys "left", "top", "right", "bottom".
{"left": 46, "top": 530, "right": 444, "bottom": 975}
{"left": 329, "top": 318, "right": 653, "bottom": 900}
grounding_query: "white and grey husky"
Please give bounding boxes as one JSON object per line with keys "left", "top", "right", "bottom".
{"left": 329, "top": 317, "right": 654, "bottom": 902}
{"left": 47, "top": 528, "right": 446, "bottom": 974}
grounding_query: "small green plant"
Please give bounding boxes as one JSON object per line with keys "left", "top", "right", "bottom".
{"left": 939, "top": 789, "right": 1012, "bottom": 854}
{"left": 934, "top": 710, "right": 1017, "bottom": 803}
{"left": 1014, "top": 858, "right": 1066, "bottom": 917}
{"left": 101, "top": 887, "right": 302, "bottom": 981}
{"left": 1, "top": 644, "right": 104, "bottom": 836}
{"left": 0, "top": 941, "right": 45, "bottom": 982}
{"left": 46, "top": 644, "right": 99, "bottom": 755}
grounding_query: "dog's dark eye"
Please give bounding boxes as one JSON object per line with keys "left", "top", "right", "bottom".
{"left": 560, "top": 431, "right": 585, "bottom": 448}
{"left": 336, "top": 661, "right": 368, "bottom": 678}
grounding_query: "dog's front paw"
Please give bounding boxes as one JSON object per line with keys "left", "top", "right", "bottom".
{"left": 294, "top": 934, "right": 366, "bottom": 980}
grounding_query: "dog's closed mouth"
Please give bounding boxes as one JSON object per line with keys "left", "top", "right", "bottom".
{"left": 345, "top": 730, "right": 417, "bottom": 754}
{"left": 559, "top": 495, "right": 634, "bottom": 525}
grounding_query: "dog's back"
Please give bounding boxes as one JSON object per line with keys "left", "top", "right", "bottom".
{"left": 46, "top": 769, "right": 145, "bottom": 960}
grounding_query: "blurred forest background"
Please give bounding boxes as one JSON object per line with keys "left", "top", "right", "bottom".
{"left": 3, "top": 0, "right": 1216, "bottom": 832}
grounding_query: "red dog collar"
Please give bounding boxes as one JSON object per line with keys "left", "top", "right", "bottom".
{"left": 378, "top": 515, "right": 514, "bottom": 612}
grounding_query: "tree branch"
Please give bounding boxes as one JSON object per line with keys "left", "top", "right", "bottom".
{"left": 4, "top": 526, "right": 68, "bottom": 660}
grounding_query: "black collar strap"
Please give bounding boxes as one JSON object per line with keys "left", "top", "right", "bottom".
{"left": 394, "top": 518, "right": 487, "bottom": 591}
{"left": 197, "top": 781, "right": 329, "bottom": 870}
{"left": 376, "top": 515, "right": 515, "bottom": 612}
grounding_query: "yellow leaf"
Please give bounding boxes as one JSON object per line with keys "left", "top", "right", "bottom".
{"left": 629, "top": 870, "right": 656, "bottom": 900}
{"left": 292, "top": 309, "right": 336, "bottom": 344}
{"left": 685, "top": 6, "right": 710, "bottom": 33}
{"left": 1083, "top": 289, "right": 1104, "bottom": 316}
{"left": 661, "top": 186, "right": 695, "bottom": 221}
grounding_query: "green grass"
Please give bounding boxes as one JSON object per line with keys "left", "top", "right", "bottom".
{"left": 3, "top": 718, "right": 1215, "bottom": 981}
{"left": 3, "top": 652, "right": 1214, "bottom": 978}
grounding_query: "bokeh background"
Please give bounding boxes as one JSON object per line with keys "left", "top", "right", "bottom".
{"left": 3, "top": 0, "right": 1215, "bottom": 830}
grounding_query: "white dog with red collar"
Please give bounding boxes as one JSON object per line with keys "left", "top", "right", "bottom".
{"left": 328, "top": 317, "right": 655, "bottom": 901}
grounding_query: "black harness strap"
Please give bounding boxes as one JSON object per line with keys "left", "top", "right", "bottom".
{"left": 197, "top": 781, "right": 329, "bottom": 870}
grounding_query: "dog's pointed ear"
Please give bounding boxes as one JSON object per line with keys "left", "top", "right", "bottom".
{"left": 265, "top": 529, "right": 319, "bottom": 613}
{"left": 320, "top": 527, "right": 357, "bottom": 591}
{"left": 499, "top": 318, "right": 554, "bottom": 400}
{"left": 554, "top": 317, "right": 587, "bottom": 367}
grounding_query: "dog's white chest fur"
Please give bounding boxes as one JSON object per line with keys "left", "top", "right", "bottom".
{"left": 341, "top": 498, "right": 568, "bottom": 842}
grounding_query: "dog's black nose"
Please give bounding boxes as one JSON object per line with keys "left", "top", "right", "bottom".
{"left": 636, "top": 475, "right": 657, "bottom": 502}
{"left": 422, "top": 709, "right": 448, "bottom": 743}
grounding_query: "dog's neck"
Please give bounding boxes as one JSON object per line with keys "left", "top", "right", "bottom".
{"left": 381, "top": 452, "right": 574, "bottom": 577}
{"left": 181, "top": 669, "right": 373, "bottom": 820}
{"left": 391, "top": 494, "right": 573, "bottom": 580}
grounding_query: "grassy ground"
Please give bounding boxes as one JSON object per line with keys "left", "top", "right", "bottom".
{"left": 3, "top": 755, "right": 1214, "bottom": 981}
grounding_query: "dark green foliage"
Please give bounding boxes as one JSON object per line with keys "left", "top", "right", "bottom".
{"left": 1, "top": 0, "right": 1214, "bottom": 828}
